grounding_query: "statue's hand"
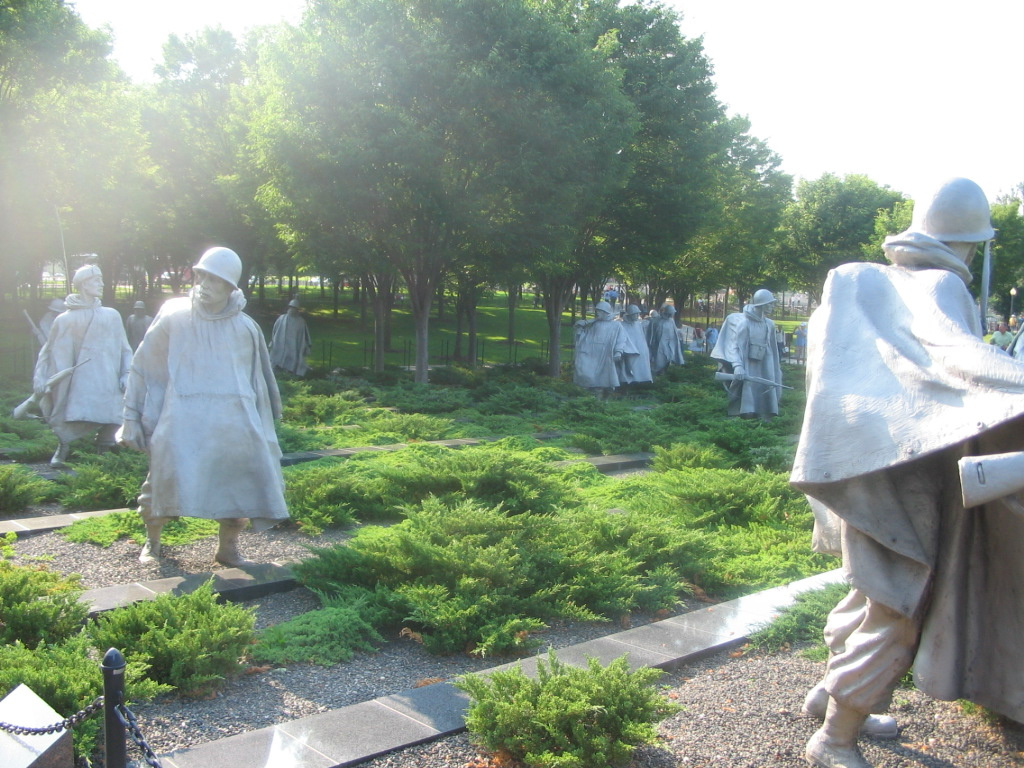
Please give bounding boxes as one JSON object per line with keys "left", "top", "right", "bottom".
{"left": 732, "top": 366, "right": 746, "bottom": 380}
{"left": 613, "top": 352, "right": 622, "bottom": 362}
{"left": 116, "top": 419, "right": 148, "bottom": 453}
{"left": 119, "top": 373, "right": 128, "bottom": 392}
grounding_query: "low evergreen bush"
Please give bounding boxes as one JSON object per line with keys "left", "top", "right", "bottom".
{"left": 456, "top": 651, "right": 679, "bottom": 768}
{"left": 0, "top": 462, "right": 57, "bottom": 514}
{"left": 0, "top": 634, "right": 169, "bottom": 760}
{"left": 0, "top": 560, "right": 88, "bottom": 646}
{"left": 60, "top": 510, "right": 218, "bottom": 547}
{"left": 56, "top": 451, "right": 148, "bottom": 510}
{"left": 251, "top": 595, "right": 386, "bottom": 666}
{"left": 748, "top": 581, "right": 849, "bottom": 655}
{"left": 86, "top": 581, "right": 256, "bottom": 695}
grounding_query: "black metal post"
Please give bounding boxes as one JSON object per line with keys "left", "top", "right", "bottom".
{"left": 102, "top": 648, "right": 127, "bottom": 768}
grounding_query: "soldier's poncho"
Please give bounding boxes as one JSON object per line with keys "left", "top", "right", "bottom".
{"left": 791, "top": 232, "right": 1024, "bottom": 722}
{"left": 34, "top": 295, "right": 132, "bottom": 437}
{"left": 710, "top": 306, "right": 782, "bottom": 418}
{"left": 123, "top": 290, "right": 289, "bottom": 527}
{"left": 269, "top": 311, "right": 311, "bottom": 376}
{"left": 617, "top": 319, "right": 653, "bottom": 384}
{"left": 573, "top": 318, "right": 637, "bottom": 389}
{"left": 647, "top": 315, "right": 685, "bottom": 374}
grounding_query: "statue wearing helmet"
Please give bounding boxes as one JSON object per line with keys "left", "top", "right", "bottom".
{"left": 709, "top": 289, "right": 782, "bottom": 420}
{"left": 646, "top": 303, "right": 686, "bottom": 375}
{"left": 573, "top": 301, "right": 639, "bottom": 395}
{"left": 617, "top": 305, "right": 653, "bottom": 385}
{"left": 118, "top": 247, "right": 289, "bottom": 567}
{"left": 270, "top": 297, "right": 312, "bottom": 377}
{"left": 125, "top": 300, "right": 153, "bottom": 351}
{"left": 791, "top": 179, "right": 1024, "bottom": 768}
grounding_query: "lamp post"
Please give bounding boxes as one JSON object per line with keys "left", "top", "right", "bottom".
{"left": 1011, "top": 287, "right": 1017, "bottom": 320}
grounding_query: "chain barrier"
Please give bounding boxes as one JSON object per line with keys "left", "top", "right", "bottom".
{"left": 0, "top": 696, "right": 104, "bottom": 736}
{"left": 115, "top": 703, "right": 164, "bottom": 768}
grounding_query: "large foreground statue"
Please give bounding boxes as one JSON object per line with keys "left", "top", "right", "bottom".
{"left": 791, "top": 178, "right": 1024, "bottom": 768}
{"left": 269, "top": 298, "right": 312, "bottom": 376}
{"left": 33, "top": 265, "right": 132, "bottom": 467}
{"left": 710, "top": 289, "right": 782, "bottom": 419}
{"left": 118, "top": 247, "right": 289, "bottom": 566}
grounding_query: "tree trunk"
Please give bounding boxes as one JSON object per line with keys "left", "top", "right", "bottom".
{"left": 506, "top": 286, "right": 517, "bottom": 347}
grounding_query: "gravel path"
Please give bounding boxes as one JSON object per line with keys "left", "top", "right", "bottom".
{"left": 11, "top": 525, "right": 1024, "bottom": 767}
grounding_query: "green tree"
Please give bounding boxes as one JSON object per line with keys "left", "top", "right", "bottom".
{"left": 0, "top": 0, "right": 116, "bottom": 300}
{"left": 778, "top": 173, "right": 904, "bottom": 302}
{"left": 253, "top": 0, "right": 634, "bottom": 382}
{"left": 989, "top": 197, "right": 1024, "bottom": 318}
{"left": 663, "top": 116, "right": 792, "bottom": 312}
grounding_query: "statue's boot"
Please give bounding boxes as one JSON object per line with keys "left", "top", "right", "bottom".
{"left": 50, "top": 441, "right": 70, "bottom": 468}
{"left": 139, "top": 518, "right": 168, "bottom": 563}
{"left": 803, "top": 685, "right": 898, "bottom": 739}
{"left": 215, "top": 518, "right": 251, "bottom": 567}
{"left": 805, "top": 698, "right": 871, "bottom": 768}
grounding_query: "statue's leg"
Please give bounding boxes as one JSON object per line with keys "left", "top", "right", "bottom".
{"left": 95, "top": 423, "right": 119, "bottom": 452}
{"left": 805, "top": 698, "right": 870, "bottom": 768}
{"left": 137, "top": 477, "right": 166, "bottom": 563}
{"left": 802, "top": 685, "right": 897, "bottom": 739}
{"left": 50, "top": 440, "right": 70, "bottom": 468}
{"left": 215, "top": 518, "right": 250, "bottom": 567}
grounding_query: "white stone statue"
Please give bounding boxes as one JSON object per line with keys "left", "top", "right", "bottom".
{"left": 37, "top": 298, "right": 66, "bottom": 343}
{"left": 791, "top": 178, "right": 1024, "bottom": 768}
{"left": 117, "top": 247, "right": 289, "bottom": 566}
{"left": 616, "top": 305, "right": 653, "bottom": 385}
{"left": 710, "top": 289, "right": 783, "bottom": 420}
{"left": 31, "top": 265, "right": 132, "bottom": 467}
{"left": 646, "top": 304, "right": 686, "bottom": 375}
{"left": 124, "top": 300, "right": 153, "bottom": 351}
{"left": 573, "top": 300, "right": 637, "bottom": 394}
{"left": 269, "top": 298, "right": 312, "bottom": 376}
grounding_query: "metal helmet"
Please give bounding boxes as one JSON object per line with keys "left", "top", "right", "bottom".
{"left": 751, "top": 289, "right": 776, "bottom": 306}
{"left": 288, "top": 298, "right": 301, "bottom": 309}
{"left": 193, "top": 247, "right": 241, "bottom": 289}
{"left": 625, "top": 304, "right": 641, "bottom": 317}
{"left": 133, "top": 300, "right": 146, "bottom": 310}
{"left": 660, "top": 303, "right": 676, "bottom": 316}
{"left": 594, "top": 300, "right": 613, "bottom": 317}
{"left": 911, "top": 177, "right": 994, "bottom": 242}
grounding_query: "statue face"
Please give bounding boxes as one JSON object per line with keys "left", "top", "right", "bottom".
{"left": 195, "top": 270, "right": 233, "bottom": 312}
{"left": 760, "top": 302, "right": 776, "bottom": 317}
{"left": 78, "top": 274, "right": 103, "bottom": 299}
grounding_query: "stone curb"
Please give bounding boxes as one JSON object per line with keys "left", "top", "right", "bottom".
{"left": 157, "top": 569, "right": 845, "bottom": 768}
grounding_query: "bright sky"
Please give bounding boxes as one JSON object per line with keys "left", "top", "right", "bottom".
{"left": 73, "top": 0, "right": 1024, "bottom": 202}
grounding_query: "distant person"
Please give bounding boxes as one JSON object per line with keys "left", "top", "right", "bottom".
{"left": 125, "top": 300, "right": 153, "bottom": 351}
{"left": 270, "top": 298, "right": 312, "bottom": 376}
{"left": 33, "top": 265, "right": 132, "bottom": 466}
{"left": 794, "top": 322, "right": 808, "bottom": 364}
{"left": 118, "top": 247, "right": 289, "bottom": 566}
{"left": 704, "top": 324, "right": 719, "bottom": 353}
{"left": 989, "top": 322, "right": 1013, "bottom": 350}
